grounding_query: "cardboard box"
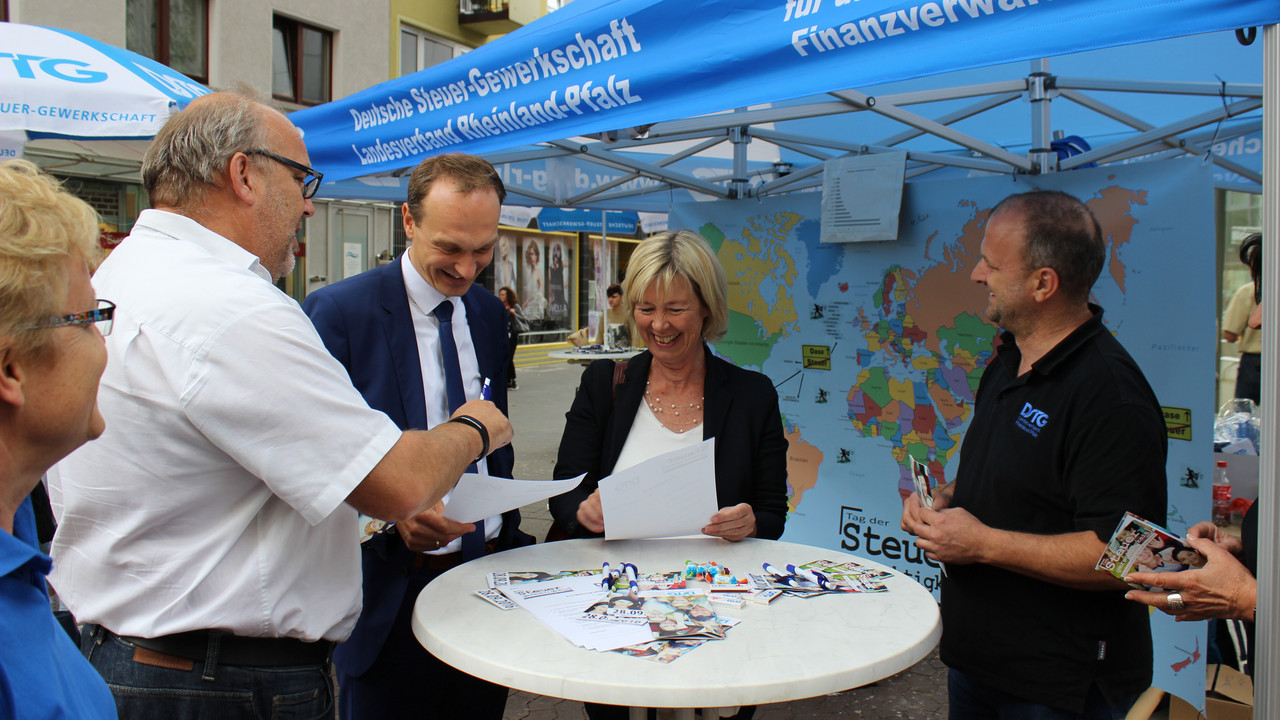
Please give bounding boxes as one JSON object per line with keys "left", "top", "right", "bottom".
{"left": 1169, "top": 664, "right": 1253, "bottom": 720}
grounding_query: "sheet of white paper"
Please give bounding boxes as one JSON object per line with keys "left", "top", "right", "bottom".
{"left": 498, "top": 575, "right": 654, "bottom": 651}
{"left": 442, "top": 473, "right": 586, "bottom": 523}
{"left": 598, "top": 438, "right": 719, "bottom": 541}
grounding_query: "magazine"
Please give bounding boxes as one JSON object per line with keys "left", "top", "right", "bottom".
{"left": 637, "top": 590, "right": 726, "bottom": 640}
{"left": 610, "top": 638, "right": 707, "bottom": 663}
{"left": 750, "top": 560, "right": 891, "bottom": 596}
{"left": 487, "top": 570, "right": 598, "bottom": 588}
{"left": 580, "top": 591, "right": 650, "bottom": 626}
{"left": 606, "top": 570, "right": 687, "bottom": 593}
{"left": 799, "top": 559, "right": 891, "bottom": 593}
{"left": 910, "top": 457, "right": 935, "bottom": 508}
{"left": 1095, "top": 512, "right": 1206, "bottom": 590}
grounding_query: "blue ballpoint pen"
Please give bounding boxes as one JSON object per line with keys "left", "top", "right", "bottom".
{"left": 787, "top": 564, "right": 831, "bottom": 589}
{"left": 762, "top": 562, "right": 788, "bottom": 578}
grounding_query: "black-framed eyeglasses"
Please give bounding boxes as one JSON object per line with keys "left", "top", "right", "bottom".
{"left": 244, "top": 149, "right": 324, "bottom": 199}
{"left": 32, "top": 299, "right": 115, "bottom": 336}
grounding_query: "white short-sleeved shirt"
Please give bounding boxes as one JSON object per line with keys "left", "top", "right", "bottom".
{"left": 47, "top": 209, "right": 402, "bottom": 642}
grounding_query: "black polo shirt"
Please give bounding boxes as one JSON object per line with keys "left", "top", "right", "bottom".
{"left": 940, "top": 305, "right": 1168, "bottom": 712}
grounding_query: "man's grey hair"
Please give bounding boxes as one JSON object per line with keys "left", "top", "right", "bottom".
{"left": 142, "top": 86, "right": 270, "bottom": 208}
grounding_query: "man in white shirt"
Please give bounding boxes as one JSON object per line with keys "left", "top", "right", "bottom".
{"left": 47, "top": 90, "right": 511, "bottom": 719}
{"left": 303, "top": 154, "right": 530, "bottom": 719}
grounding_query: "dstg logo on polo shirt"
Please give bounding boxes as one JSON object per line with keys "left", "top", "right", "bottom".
{"left": 1016, "top": 402, "right": 1049, "bottom": 437}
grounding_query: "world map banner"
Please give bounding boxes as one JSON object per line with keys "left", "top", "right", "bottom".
{"left": 674, "top": 157, "right": 1216, "bottom": 707}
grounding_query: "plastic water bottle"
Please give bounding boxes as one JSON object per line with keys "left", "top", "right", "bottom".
{"left": 1213, "top": 460, "right": 1232, "bottom": 527}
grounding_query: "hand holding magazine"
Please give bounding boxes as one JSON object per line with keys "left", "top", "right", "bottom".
{"left": 910, "top": 457, "right": 935, "bottom": 508}
{"left": 1096, "top": 512, "right": 1206, "bottom": 590}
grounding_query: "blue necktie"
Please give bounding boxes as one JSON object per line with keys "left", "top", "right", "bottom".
{"left": 432, "top": 299, "right": 486, "bottom": 560}
{"left": 432, "top": 300, "right": 467, "bottom": 414}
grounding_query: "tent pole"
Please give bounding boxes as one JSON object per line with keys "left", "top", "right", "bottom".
{"left": 1029, "top": 59, "right": 1053, "bottom": 174}
{"left": 1257, "top": 21, "right": 1279, "bottom": 720}
{"left": 731, "top": 123, "right": 750, "bottom": 199}
{"left": 600, "top": 211, "right": 609, "bottom": 345}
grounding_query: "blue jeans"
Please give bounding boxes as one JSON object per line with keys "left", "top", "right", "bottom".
{"left": 82, "top": 626, "right": 335, "bottom": 720}
{"left": 948, "top": 669, "right": 1136, "bottom": 720}
{"left": 335, "top": 567, "right": 507, "bottom": 720}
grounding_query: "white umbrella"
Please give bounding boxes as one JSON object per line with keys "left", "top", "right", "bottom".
{"left": 0, "top": 21, "right": 208, "bottom": 162}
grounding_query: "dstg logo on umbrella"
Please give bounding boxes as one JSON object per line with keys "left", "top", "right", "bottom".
{"left": 0, "top": 53, "right": 107, "bottom": 83}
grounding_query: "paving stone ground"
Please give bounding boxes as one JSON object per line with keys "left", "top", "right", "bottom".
{"left": 502, "top": 647, "right": 948, "bottom": 719}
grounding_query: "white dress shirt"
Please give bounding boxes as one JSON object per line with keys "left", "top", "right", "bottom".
{"left": 47, "top": 209, "right": 402, "bottom": 642}
{"left": 400, "top": 254, "right": 502, "bottom": 551}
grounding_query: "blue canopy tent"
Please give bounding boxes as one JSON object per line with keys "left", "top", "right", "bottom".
{"left": 292, "top": 1, "right": 1280, "bottom": 714}
{"left": 293, "top": 0, "right": 1277, "bottom": 208}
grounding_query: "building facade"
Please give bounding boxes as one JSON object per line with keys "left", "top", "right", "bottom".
{"left": 9, "top": 0, "right": 568, "bottom": 310}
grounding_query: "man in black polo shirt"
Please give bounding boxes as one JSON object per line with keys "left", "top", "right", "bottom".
{"left": 902, "top": 190, "right": 1167, "bottom": 719}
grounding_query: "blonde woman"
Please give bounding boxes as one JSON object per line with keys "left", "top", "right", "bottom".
{"left": 0, "top": 160, "right": 116, "bottom": 719}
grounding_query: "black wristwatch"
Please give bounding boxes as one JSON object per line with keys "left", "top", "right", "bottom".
{"left": 448, "top": 415, "right": 489, "bottom": 464}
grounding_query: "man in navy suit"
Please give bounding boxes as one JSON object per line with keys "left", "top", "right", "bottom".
{"left": 304, "top": 154, "right": 532, "bottom": 719}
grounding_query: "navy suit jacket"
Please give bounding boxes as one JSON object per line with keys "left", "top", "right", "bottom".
{"left": 303, "top": 259, "right": 527, "bottom": 677}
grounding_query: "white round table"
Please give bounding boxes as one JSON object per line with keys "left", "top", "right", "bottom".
{"left": 412, "top": 537, "right": 940, "bottom": 719}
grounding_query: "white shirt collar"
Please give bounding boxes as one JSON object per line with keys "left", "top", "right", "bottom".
{"left": 136, "top": 208, "right": 273, "bottom": 283}
{"left": 400, "top": 250, "right": 457, "bottom": 318}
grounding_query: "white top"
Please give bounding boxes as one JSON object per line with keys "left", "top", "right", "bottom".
{"left": 400, "top": 253, "right": 501, "bottom": 550}
{"left": 47, "top": 209, "right": 402, "bottom": 642}
{"left": 613, "top": 400, "right": 704, "bottom": 473}
{"left": 412, "top": 538, "right": 941, "bottom": 709}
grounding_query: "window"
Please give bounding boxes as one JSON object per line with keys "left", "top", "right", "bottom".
{"left": 1216, "top": 188, "right": 1262, "bottom": 407}
{"left": 126, "top": 0, "right": 209, "bottom": 82}
{"left": 392, "top": 220, "right": 408, "bottom": 259}
{"left": 399, "top": 25, "right": 468, "bottom": 77}
{"left": 273, "top": 16, "right": 331, "bottom": 106}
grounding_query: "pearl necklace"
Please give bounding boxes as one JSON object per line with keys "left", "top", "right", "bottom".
{"left": 644, "top": 380, "right": 704, "bottom": 433}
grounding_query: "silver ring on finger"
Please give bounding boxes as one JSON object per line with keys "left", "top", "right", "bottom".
{"left": 1167, "top": 592, "right": 1186, "bottom": 612}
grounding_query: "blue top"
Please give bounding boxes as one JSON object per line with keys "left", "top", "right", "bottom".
{"left": 0, "top": 496, "right": 116, "bottom": 720}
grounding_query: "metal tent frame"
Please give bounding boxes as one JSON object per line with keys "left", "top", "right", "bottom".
{"left": 479, "top": 59, "right": 1262, "bottom": 209}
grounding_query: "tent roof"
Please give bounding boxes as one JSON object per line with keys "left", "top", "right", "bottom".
{"left": 294, "top": 0, "right": 1280, "bottom": 209}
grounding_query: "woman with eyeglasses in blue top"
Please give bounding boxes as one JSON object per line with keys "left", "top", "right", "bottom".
{"left": 0, "top": 159, "right": 116, "bottom": 720}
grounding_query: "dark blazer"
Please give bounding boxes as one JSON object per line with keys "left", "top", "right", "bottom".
{"left": 549, "top": 346, "right": 789, "bottom": 540}
{"left": 302, "top": 259, "right": 527, "bottom": 678}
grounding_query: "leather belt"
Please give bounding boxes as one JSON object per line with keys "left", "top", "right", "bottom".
{"left": 415, "top": 539, "right": 500, "bottom": 572}
{"left": 100, "top": 626, "right": 333, "bottom": 668}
